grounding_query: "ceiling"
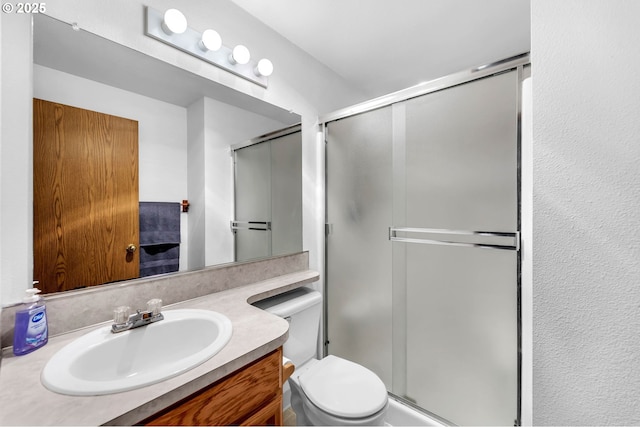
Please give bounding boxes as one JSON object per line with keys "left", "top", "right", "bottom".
{"left": 230, "top": 0, "right": 531, "bottom": 98}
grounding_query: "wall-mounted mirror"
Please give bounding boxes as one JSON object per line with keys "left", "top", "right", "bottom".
{"left": 31, "top": 13, "right": 302, "bottom": 295}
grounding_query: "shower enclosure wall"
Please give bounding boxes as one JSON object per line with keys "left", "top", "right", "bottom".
{"left": 324, "top": 56, "right": 529, "bottom": 426}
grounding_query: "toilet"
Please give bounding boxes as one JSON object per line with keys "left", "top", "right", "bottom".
{"left": 253, "top": 287, "right": 389, "bottom": 426}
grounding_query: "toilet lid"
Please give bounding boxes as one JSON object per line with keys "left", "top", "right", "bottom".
{"left": 298, "top": 355, "right": 387, "bottom": 418}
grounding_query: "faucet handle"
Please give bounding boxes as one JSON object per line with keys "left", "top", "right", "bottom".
{"left": 147, "top": 298, "right": 163, "bottom": 316}
{"left": 113, "top": 306, "right": 131, "bottom": 324}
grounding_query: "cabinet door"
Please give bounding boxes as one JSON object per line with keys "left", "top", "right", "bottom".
{"left": 240, "top": 397, "right": 283, "bottom": 426}
{"left": 145, "top": 348, "right": 282, "bottom": 426}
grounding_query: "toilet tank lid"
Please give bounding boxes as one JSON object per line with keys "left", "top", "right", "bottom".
{"left": 252, "top": 287, "right": 321, "bottom": 317}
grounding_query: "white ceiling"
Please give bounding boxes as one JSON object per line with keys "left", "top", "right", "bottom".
{"left": 230, "top": 0, "right": 531, "bottom": 98}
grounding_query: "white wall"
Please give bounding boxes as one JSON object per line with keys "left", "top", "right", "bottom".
{"left": 0, "top": 5, "right": 4, "bottom": 329}
{"left": 0, "top": 0, "right": 362, "bottom": 305}
{"left": 1, "top": 13, "right": 33, "bottom": 305}
{"left": 532, "top": 1, "right": 640, "bottom": 424}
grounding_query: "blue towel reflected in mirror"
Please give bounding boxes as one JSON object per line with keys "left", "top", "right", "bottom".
{"left": 139, "top": 202, "right": 181, "bottom": 277}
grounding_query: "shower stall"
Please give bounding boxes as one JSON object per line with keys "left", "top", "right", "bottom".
{"left": 232, "top": 125, "right": 303, "bottom": 262}
{"left": 323, "top": 55, "right": 529, "bottom": 426}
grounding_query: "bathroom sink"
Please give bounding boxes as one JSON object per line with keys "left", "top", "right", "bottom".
{"left": 41, "top": 309, "right": 232, "bottom": 396}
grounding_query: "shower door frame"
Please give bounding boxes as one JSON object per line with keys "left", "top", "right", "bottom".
{"left": 321, "top": 53, "right": 530, "bottom": 426}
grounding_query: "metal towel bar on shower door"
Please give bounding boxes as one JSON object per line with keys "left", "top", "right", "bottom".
{"left": 388, "top": 227, "right": 520, "bottom": 251}
{"left": 230, "top": 221, "right": 271, "bottom": 231}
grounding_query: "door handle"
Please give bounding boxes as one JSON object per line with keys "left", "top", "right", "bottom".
{"left": 126, "top": 244, "right": 137, "bottom": 253}
{"left": 230, "top": 221, "right": 271, "bottom": 231}
{"left": 389, "top": 227, "right": 520, "bottom": 251}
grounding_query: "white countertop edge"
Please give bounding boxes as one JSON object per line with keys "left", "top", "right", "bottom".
{"left": 0, "top": 270, "right": 319, "bottom": 426}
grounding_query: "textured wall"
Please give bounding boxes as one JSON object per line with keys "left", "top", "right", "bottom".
{"left": 532, "top": 1, "right": 640, "bottom": 424}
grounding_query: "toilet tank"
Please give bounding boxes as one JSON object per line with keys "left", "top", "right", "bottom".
{"left": 252, "top": 287, "right": 322, "bottom": 367}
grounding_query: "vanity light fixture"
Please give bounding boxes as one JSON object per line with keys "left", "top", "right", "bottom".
{"left": 255, "top": 58, "right": 274, "bottom": 77}
{"left": 161, "top": 8, "right": 187, "bottom": 35}
{"left": 199, "top": 29, "right": 222, "bottom": 52}
{"left": 145, "top": 6, "right": 271, "bottom": 87}
{"left": 230, "top": 45, "right": 251, "bottom": 65}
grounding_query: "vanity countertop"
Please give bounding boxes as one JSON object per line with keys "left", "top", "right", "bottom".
{"left": 0, "top": 269, "right": 318, "bottom": 426}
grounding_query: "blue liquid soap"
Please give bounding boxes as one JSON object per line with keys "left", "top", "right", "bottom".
{"left": 13, "top": 287, "right": 48, "bottom": 356}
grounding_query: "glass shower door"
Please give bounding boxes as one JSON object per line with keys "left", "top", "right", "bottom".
{"left": 325, "top": 106, "right": 394, "bottom": 388}
{"left": 233, "top": 128, "right": 302, "bottom": 262}
{"left": 326, "top": 69, "right": 521, "bottom": 426}
{"left": 270, "top": 131, "right": 303, "bottom": 257}
{"left": 395, "top": 69, "right": 520, "bottom": 425}
{"left": 234, "top": 141, "right": 272, "bottom": 262}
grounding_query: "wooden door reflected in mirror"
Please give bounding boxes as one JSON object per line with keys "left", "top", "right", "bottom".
{"left": 33, "top": 99, "right": 139, "bottom": 293}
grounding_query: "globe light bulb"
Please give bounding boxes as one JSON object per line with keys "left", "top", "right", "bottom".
{"left": 230, "top": 45, "right": 250, "bottom": 65}
{"left": 256, "top": 58, "right": 274, "bottom": 77}
{"left": 199, "top": 29, "right": 222, "bottom": 52}
{"left": 161, "top": 9, "right": 187, "bottom": 35}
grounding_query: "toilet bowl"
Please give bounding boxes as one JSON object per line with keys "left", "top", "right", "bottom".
{"left": 290, "top": 356, "right": 389, "bottom": 425}
{"left": 253, "top": 287, "right": 389, "bottom": 426}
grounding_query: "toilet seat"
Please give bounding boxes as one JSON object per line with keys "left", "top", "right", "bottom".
{"left": 298, "top": 355, "right": 388, "bottom": 419}
{"left": 302, "top": 397, "right": 388, "bottom": 426}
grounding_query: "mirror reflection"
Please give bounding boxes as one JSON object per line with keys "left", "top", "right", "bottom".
{"left": 232, "top": 126, "right": 303, "bottom": 263}
{"left": 32, "top": 14, "right": 302, "bottom": 294}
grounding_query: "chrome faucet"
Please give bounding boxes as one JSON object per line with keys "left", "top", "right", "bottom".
{"left": 111, "top": 299, "right": 164, "bottom": 333}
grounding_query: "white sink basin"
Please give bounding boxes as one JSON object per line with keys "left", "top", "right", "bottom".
{"left": 41, "top": 309, "right": 232, "bottom": 396}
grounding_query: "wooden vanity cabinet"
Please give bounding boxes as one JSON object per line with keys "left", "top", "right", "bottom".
{"left": 143, "top": 348, "right": 283, "bottom": 426}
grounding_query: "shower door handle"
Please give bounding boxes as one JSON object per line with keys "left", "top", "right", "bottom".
{"left": 389, "top": 227, "right": 520, "bottom": 251}
{"left": 230, "top": 220, "right": 271, "bottom": 231}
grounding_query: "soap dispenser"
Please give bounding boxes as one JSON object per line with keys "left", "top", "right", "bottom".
{"left": 13, "top": 284, "right": 48, "bottom": 356}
